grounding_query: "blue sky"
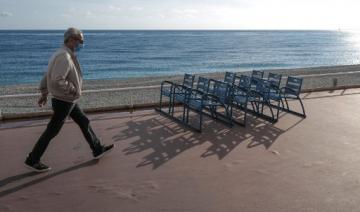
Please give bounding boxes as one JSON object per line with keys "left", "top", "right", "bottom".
{"left": 0, "top": 0, "right": 359, "bottom": 30}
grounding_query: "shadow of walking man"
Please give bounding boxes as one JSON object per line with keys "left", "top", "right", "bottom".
{"left": 0, "top": 159, "right": 99, "bottom": 198}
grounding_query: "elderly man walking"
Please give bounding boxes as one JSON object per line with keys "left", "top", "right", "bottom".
{"left": 25, "top": 27, "right": 114, "bottom": 172}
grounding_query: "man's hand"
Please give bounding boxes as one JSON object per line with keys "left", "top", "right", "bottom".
{"left": 38, "top": 94, "right": 48, "bottom": 107}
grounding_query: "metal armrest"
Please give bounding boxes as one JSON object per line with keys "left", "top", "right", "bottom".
{"left": 249, "top": 89, "right": 265, "bottom": 98}
{"left": 161, "top": 80, "right": 175, "bottom": 86}
{"left": 270, "top": 84, "right": 281, "bottom": 92}
{"left": 203, "top": 92, "right": 220, "bottom": 102}
{"left": 172, "top": 84, "right": 192, "bottom": 94}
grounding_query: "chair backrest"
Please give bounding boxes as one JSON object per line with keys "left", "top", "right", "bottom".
{"left": 236, "top": 75, "right": 251, "bottom": 90}
{"left": 196, "top": 77, "right": 210, "bottom": 93}
{"left": 285, "top": 76, "right": 303, "bottom": 96}
{"left": 224, "top": 72, "right": 236, "bottom": 85}
{"left": 251, "top": 70, "right": 264, "bottom": 87}
{"left": 251, "top": 70, "right": 264, "bottom": 79}
{"left": 211, "top": 80, "right": 231, "bottom": 103}
{"left": 183, "top": 74, "right": 195, "bottom": 88}
{"left": 268, "top": 72, "right": 282, "bottom": 89}
{"left": 255, "top": 79, "right": 271, "bottom": 96}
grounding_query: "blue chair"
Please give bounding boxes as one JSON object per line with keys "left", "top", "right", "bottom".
{"left": 182, "top": 79, "right": 233, "bottom": 132}
{"left": 235, "top": 74, "right": 251, "bottom": 91}
{"left": 173, "top": 74, "right": 195, "bottom": 108}
{"left": 207, "top": 72, "right": 235, "bottom": 94}
{"left": 156, "top": 73, "right": 195, "bottom": 116}
{"left": 280, "top": 76, "right": 306, "bottom": 117}
{"left": 181, "top": 89, "right": 207, "bottom": 132}
{"left": 175, "top": 76, "right": 211, "bottom": 132}
{"left": 230, "top": 75, "right": 250, "bottom": 126}
{"left": 268, "top": 76, "right": 305, "bottom": 118}
{"left": 178, "top": 76, "right": 210, "bottom": 131}
{"left": 252, "top": 70, "right": 264, "bottom": 78}
{"left": 268, "top": 72, "right": 282, "bottom": 93}
{"left": 250, "top": 70, "right": 264, "bottom": 90}
{"left": 205, "top": 80, "right": 233, "bottom": 125}
{"left": 248, "top": 78, "right": 280, "bottom": 122}
{"left": 196, "top": 76, "right": 210, "bottom": 93}
{"left": 224, "top": 72, "right": 236, "bottom": 85}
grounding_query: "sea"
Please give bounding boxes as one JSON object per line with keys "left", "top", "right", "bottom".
{"left": 0, "top": 30, "right": 360, "bottom": 86}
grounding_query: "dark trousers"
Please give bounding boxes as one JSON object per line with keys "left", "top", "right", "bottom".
{"left": 28, "top": 98, "right": 101, "bottom": 162}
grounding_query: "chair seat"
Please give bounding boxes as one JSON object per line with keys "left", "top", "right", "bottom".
{"left": 281, "top": 93, "right": 299, "bottom": 99}
{"left": 162, "top": 89, "right": 172, "bottom": 97}
{"left": 188, "top": 99, "right": 203, "bottom": 110}
{"left": 269, "top": 92, "right": 282, "bottom": 101}
{"left": 203, "top": 100, "right": 223, "bottom": 107}
{"left": 174, "top": 93, "right": 186, "bottom": 102}
{"left": 233, "top": 95, "right": 247, "bottom": 104}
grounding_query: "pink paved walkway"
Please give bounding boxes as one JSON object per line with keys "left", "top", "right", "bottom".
{"left": 1, "top": 89, "right": 360, "bottom": 212}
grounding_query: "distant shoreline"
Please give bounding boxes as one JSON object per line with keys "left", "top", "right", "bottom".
{"left": 1, "top": 64, "right": 360, "bottom": 95}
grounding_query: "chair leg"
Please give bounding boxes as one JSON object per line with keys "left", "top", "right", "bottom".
{"left": 268, "top": 100, "right": 275, "bottom": 121}
{"left": 243, "top": 104, "right": 248, "bottom": 127}
{"left": 199, "top": 109, "right": 203, "bottom": 132}
{"left": 279, "top": 96, "right": 306, "bottom": 118}
{"left": 182, "top": 104, "right": 187, "bottom": 122}
{"left": 280, "top": 98, "right": 285, "bottom": 109}
{"left": 210, "top": 105, "right": 217, "bottom": 118}
{"left": 298, "top": 97, "right": 306, "bottom": 118}
{"left": 169, "top": 95, "right": 173, "bottom": 115}
{"left": 225, "top": 105, "right": 233, "bottom": 126}
{"left": 284, "top": 97, "right": 289, "bottom": 110}
{"left": 159, "top": 92, "right": 163, "bottom": 111}
{"left": 186, "top": 105, "right": 190, "bottom": 123}
{"left": 274, "top": 100, "right": 280, "bottom": 120}
{"left": 229, "top": 105, "right": 233, "bottom": 126}
{"left": 253, "top": 101, "right": 259, "bottom": 113}
{"left": 251, "top": 101, "right": 256, "bottom": 111}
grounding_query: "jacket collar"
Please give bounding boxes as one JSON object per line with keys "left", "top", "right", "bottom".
{"left": 62, "top": 45, "right": 82, "bottom": 76}
{"left": 62, "top": 45, "right": 76, "bottom": 58}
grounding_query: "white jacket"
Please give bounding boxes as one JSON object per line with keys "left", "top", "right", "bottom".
{"left": 39, "top": 45, "right": 83, "bottom": 103}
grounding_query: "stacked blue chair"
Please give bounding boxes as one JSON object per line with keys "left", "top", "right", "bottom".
{"left": 280, "top": 76, "right": 306, "bottom": 117}
{"left": 156, "top": 72, "right": 305, "bottom": 133}
{"left": 205, "top": 80, "right": 233, "bottom": 127}
{"left": 267, "top": 76, "right": 305, "bottom": 118}
{"left": 235, "top": 74, "right": 251, "bottom": 91}
{"left": 231, "top": 75, "right": 251, "bottom": 126}
{"left": 172, "top": 74, "right": 195, "bottom": 114}
{"left": 224, "top": 72, "right": 236, "bottom": 85}
{"left": 208, "top": 72, "right": 235, "bottom": 94}
{"left": 196, "top": 76, "right": 210, "bottom": 93}
{"left": 249, "top": 78, "right": 279, "bottom": 122}
{"left": 156, "top": 73, "right": 195, "bottom": 116}
{"left": 250, "top": 70, "right": 264, "bottom": 90}
{"left": 268, "top": 72, "right": 282, "bottom": 93}
{"left": 180, "top": 76, "right": 210, "bottom": 131}
{"left": 182, "top": 79, "right": 233, "bottom": 132}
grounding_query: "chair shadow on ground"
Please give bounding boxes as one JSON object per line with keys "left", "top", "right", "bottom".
{"left": 111, "top": 107, "right": 304, "bottom": 170}
{"left": 0, "top": 160, "right": 98, "bottom": 199}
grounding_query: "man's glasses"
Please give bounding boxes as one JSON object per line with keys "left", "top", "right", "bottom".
{"left": 73, "top": 36, "right": 84, "bottom": 44}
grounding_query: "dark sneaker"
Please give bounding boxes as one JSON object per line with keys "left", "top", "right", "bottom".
{"left": 93, "top": 144, "right": 114, "bottom": 159}
{"left": 25, "top": 158, "right": 51, "bottom": 173}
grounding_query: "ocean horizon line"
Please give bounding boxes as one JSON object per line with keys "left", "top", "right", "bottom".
{"left": 0, "top": 29, "right": 348, "bottom": 32}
